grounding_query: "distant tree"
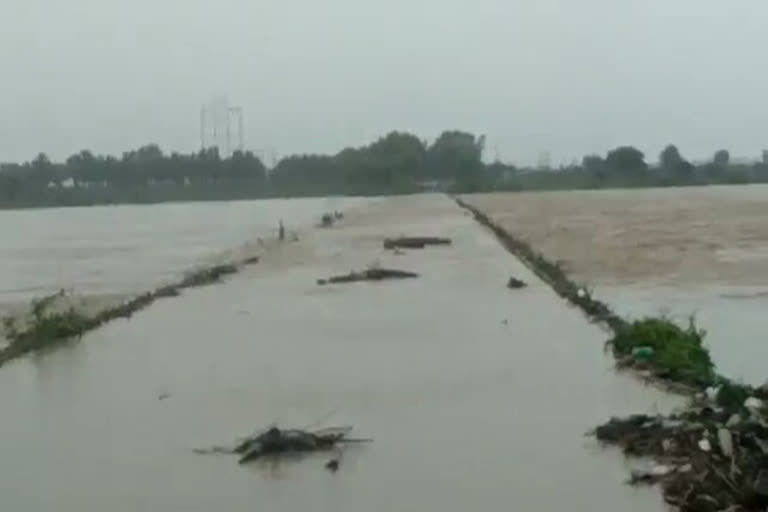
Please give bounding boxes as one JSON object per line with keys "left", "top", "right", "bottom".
{"left": 660, "top": 144, "right": 694, "bottom": 182}
{"left": 427, "top": 131, "right": 485, "bottom": 180}
{"left": 660, "top": 145, "right": 684, "bottom": 169}
{"left": 605, "top": 146, "right": 647, "bottom": 174}
{"left": 582, "top": 155, "right": 604, "bottom": 172}
{"left": 713, "top": 149, "right": 730, "bottom": 168}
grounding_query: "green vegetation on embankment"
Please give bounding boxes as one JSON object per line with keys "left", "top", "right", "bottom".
{"left": 0, "top": 261, "right": 247, "bottom": 368}
{"left": 458, "top": 196, "right": 768, "bottom": 510}
{"left": 610, "top": 317, "right": 715, "bottom": 387}
{"left": 455, "top": 196, "right": 732, "bottom": 393}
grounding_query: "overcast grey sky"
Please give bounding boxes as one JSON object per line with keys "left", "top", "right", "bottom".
{"left": 1, "top": 0, "right": 766, "bottom": 165}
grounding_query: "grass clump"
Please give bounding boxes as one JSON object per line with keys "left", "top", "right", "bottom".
{"left": 7, "top": 308, "right": 91, "bottom": 351}
{"left": 715, "top": 378, "right": 753, "bottom": 409}
{"left": 179, "top": 264, "right": 238, "bottom": 288}
{"left": 610, "top": 316, "right": 714, "bottom": 387}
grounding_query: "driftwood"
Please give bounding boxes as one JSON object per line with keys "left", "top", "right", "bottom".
{"left": 195, "top": 425, "right": 371, "bottom": 465}
{"left": 317, "top": 268, "right": 419, "bottom": 285}
{"left": 383, "top": 237, "right": 452, "bottom": 250}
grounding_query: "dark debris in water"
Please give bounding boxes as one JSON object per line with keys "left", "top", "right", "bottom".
{"left": 317, "top": 268, "right": 419, "bottom": 285}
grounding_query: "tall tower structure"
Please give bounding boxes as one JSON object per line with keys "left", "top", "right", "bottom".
{"left": 200, "top": 97, "right": 244, "bottom": 157}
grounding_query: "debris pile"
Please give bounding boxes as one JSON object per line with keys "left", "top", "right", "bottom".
{"left": 196, "top": 425, "right": 370, "bottom": 466}
{"left": 592, "top": 389, "right": 768, "bottom": 511}
{"left": 317, "top": 267, "right": 419, "bottom": 285}
{"left": 383, "top": 237, "right": 452, "bottom": 250}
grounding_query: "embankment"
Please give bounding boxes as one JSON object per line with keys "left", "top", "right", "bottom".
{"left": 0, "top": 206, "right": 343, "bottom": 368}
{"left": 456, "top": 195, "right": 768, "bottom": 511}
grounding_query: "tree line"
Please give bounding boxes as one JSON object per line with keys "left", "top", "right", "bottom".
{"left": 1, "top": 131, "right": 767, "bottom": 207}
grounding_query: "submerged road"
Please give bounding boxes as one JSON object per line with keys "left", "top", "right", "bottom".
{"left": 0, "top": 194, "right": 679, "bottom": 511}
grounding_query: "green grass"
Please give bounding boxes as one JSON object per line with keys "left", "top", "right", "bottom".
{"left": 610, "top": 316, "right": 714, "bottom": 386}
{"left": 8, "top": 308, "right": 91, "bottom": 350}
{"left": 179, "top": 264, "right": 238, "bottom": 288}
{"left": 715, "top": 379, "right": 752, "bottom": 409}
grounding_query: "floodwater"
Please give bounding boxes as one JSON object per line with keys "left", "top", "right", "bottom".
{"left": 0, "top": 197, "right": 358, "bottom": 306}
{"left": 0, "top": 195, "right": 678, "bottom": 511}
{"left": 464, "top": 186, "right": 768, "bottom": 386}
{"left": 599, "top": 284, "right": 768, "bottom": 386}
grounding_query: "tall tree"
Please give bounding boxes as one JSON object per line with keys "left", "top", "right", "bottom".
{"left": 605, "top": 146, "right": 647, "bottom": 174}
{"left": 713, "top": 149, "right": 730, "bottom": 168}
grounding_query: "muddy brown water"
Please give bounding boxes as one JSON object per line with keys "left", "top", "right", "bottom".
{"left": 0, "top": 197, "right": 359, "bottom": 306}
{"left": 0, "top": 195, "right": 680, "bottom": 511}
{"left": 464, "top": 187, "right": 768, "bottom": 386}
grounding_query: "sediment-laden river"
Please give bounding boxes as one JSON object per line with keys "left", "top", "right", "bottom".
{"left": 0, "top": 194, "right": 692, "bottom": 511}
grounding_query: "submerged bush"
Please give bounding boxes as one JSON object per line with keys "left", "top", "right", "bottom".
{"left": 9, "top": 308, "right": 91, "bottom": 349}
{"left": 611, "top": 316, "right": 714, "bottom": 386}
{"left": 179, "top": 264, "right": 238, "bottom": 288}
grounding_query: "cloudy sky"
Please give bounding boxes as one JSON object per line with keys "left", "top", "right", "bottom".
{"left": 0, "top": 0, "right": 766, "bottom": 165}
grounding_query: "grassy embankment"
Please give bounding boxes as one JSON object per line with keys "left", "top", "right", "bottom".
{"left": 0, "top": 262, "right": 244, "bottom": 368}
{"left": 454, "top": 196, "right": 753, "bottom": 396}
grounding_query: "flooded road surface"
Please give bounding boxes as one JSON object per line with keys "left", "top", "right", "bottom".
{"left": 0, "top": 195, "right": 678, "bottom": 511}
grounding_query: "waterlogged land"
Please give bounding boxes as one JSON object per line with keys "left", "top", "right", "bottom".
{"left": 0, "top": 197, "right": 364, "bottom": 344}
{"left": 0, "top": 195, "right": 679, "bottom": 511}
{"left": 464, "top": 185, "right": 768, "bottom": 384}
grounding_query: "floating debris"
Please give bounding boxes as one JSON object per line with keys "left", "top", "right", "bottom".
{"left": 507, "top": 276, "right": 527, "bottom": 289}
{"left": 196, "top": 425, "right": 370, "bottom": 465}
{"left": 325, "top": 458, "right": 340, "bottom": 472}
{"left": 317, "top": 268, "right": 419, "bottom": 285}
{"left": 383, "top": 237, "right": 452, "bottom": 250}
{"left": 319, "top": 211, "right": 344, "bottom": 228}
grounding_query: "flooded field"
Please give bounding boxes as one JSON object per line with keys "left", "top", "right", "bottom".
{"left": 464, "top": 185, "right": 768, "bottom": 384}
{"left": 0, "top": 195, "right": 678, "bottom": 511}
{"left": 0, "top": 197, "right": 359, "bottom": 307}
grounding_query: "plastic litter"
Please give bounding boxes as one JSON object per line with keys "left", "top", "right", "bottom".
{"left": 726, "top": 414, "right": 741, "bottom": 427}
{"left": 631, "top": 346, "right": 655, "bottom": 361}
{"left": 744, "top": 397, "right": 765, "bottom": 410}
{"left": 698, "top": 438, "right": 712, "bottom": 452}
{"left": 651, "top": 464, "right": 673, "bottom": 476}
{"left": 662, "top": 419, "right": 684, "bottom": 429}
{"left": 717, "top": 428, "right": 733, "bottom": 457}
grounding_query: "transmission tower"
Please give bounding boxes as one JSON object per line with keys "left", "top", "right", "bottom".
{"left": 199, "top": 97, "right": 244, "bottom": 157}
